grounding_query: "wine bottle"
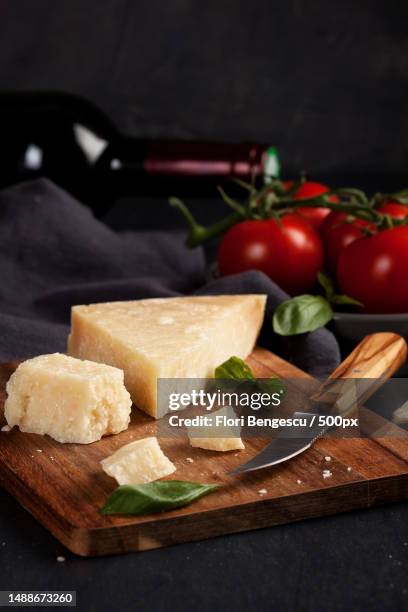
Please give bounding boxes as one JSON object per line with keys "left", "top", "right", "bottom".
{"left": 0, "top": 92, "right": 278, "bottom": 215}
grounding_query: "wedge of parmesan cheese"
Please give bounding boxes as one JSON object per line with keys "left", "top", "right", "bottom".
{"left": 68, "top": 295, "right": 266, "bottom": 418}
{"left": 188, "top": 406, "right": 245, "bottom": 452}
{"left": 4, "top": 353, "right": 131, "bottom": 444}
{"left": 101, "top": 437, "right": 176, "bottom": 485}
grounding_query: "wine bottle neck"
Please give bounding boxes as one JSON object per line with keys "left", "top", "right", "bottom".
{"left": 103, "top": 139, "right": 267, "bottom": 178}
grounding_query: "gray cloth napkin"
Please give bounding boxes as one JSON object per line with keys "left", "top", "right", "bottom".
{"left": 0, "top": 179, "right": 340, "bottom": 377}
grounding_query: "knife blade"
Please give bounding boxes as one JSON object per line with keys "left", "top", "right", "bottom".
{"left": 230, "top": 375, "right": 389, "bottom": 475}
{"left": 229, "top": 332, "right": 407, "bottom": 475}
{"left": 231, "top": 412, "right": 326, "bottom": 474}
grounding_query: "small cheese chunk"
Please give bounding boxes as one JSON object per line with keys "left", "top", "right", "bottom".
{"left": 4, "top": 353, "right": 131, "bottom": 444}
{"left": 101, "top": 437, "right": 176, "bottom": 485}
{"left": 189, "top": 437, "right": 245, "bottom": 452}
{"left": 68, "top": 295, "right": 266, "bottom": 418}
{"left": 188, "top": 406, "right": 245, "bottom": 452}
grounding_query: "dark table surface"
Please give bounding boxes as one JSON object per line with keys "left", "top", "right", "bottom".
{"left": 1, "top": 195, "right": 408, "bottom": 612}
{"left": 1, "top": 487, "right": 407, "bottom": 612}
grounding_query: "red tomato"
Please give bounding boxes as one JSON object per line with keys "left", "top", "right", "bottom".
{"left": 377, "top": 200, "right": 408, "bottom": 220}
{"left": 321, "top": 211, "right": 376, "bottom": 274}
{"left": 217, "top": 214, "right": 323, "bottom": 295}
{"left": 284, "top": 181, "right": 339, "bottom": 231}
{"left": 337, "top": 226, "right": 408, "bottom": 313}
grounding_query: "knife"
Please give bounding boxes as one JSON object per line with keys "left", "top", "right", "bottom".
{"left": 230, "top": 332, "right": 407, "bottom": 475}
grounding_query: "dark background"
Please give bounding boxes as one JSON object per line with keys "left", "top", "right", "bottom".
{"left": 0, "top": 2, "right": 408, "bottom": 611}
{"left": 1, "top": 0, "right": 407, "bottom": 182}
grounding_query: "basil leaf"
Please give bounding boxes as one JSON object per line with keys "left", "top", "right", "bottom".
{"left": 330, "top": 294, "right": 363, "bottom": 307}
{"left": 317, "top": 272, "right": 362, "bottom": 307}
{"left": 257, "top": 377, "right": 287, "bottom": 399}
{"left": 273, "top": 295, "right": 333, "bottom": 336}
{"left": 215, "top": 356, "right": 286, "bottom": 401}
{"left": 317, "top": 271, "right": 335, "bottom": 300}
{"left": 215, "top": 356, "right": 255, "bottom": 380}
{"left": 101, "top": 481, "right": 220, "bottom": 516}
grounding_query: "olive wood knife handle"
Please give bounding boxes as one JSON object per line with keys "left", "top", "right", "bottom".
{"left": 329, "top": 332, "right": 407, "bottom": 380}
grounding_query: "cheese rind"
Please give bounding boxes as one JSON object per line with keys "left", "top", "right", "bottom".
{"left": 68, "top": 295, "right": 266, "bottom": 418}
{"left": 101, "top": 437, "right": 176, "bottom": 485}
{"left": 4, "top": 353, "right": 132, "bottom": 444}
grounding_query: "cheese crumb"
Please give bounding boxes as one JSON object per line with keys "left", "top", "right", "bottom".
{"left": 258, "top": 488, "right": 268, "bottom": 496}
{"left": 189, "top": 437, "right": 244, "bottom": 452}
{"left": 36, "top": 449, "right": 43, "bottom": 453}
{"left": 188, "top": 406, "right": 244, "bottom": 451}
{"left": 56, "top": 556, "right": 66, "bottom": 563}
{"left": 297, "top": 479, "right": 302, "bottom": 485}
{"left": 101, "top": 437, "right": 176, "bottom": 485}
{"left": 158, "top": 316, "right": 174, "bottom": 325}
{"left": 347, "top": 466, "right": 352, "bottom": 472}
{"left": 323, "top": 469, "right": 332, "bottom": 479}
{"left": 324, "top": 456, "right": 331, "bottom": 462}
{"left": 186, "top": 457, "right": 194, "bottom": 463}
{"left": 1, "top": 425, "right": 11, "bottom": 432}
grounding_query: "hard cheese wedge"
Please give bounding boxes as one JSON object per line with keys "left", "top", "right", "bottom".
{"left": 4, "top": 353, "right": 132, "bottom": 444}
{"left": 101, "top": 437, "right": 176, "bottom": 485}
{"left": 68, "top": 295, "right": 266, "bottom": 418}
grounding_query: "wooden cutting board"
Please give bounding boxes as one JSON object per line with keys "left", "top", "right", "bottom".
{"left": 0, "top": 343, "right": 408, "bottom": 557}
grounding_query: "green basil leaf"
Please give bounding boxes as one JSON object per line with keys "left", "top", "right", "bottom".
{"left": 101, "top": 481, "right": 220, "bottom": 516}
{"left": 215, "top": 356, "right": 286, "bottom": 402}
{"left": 273, "top": 295, "right": 333, "bottom": 336}
{"left": 317, "top": 272, "right": 363, "bottom": 307}
{"left": 317, "top": 271, "right": 335, "bottom": 300}
{"left": 257, "top": 377, "right": 287, "bottom": 400}
{"left": 215, "top": 356, "right": 255, "bottom": 380}
{"left": 330, "top": 294, "right": 363, "bottom": 307}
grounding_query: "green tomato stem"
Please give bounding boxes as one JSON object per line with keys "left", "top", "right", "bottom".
{"left": 274, "top": 196, "right": 382, "bottom": 222}
{"left": 170, "top": 182, "right": 408, "bottom": 249}
{"left": 169, "top": 197, "right": 241, "bottom": 247}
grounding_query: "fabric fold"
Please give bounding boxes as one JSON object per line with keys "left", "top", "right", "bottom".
{"left": 0, "top": 179, "right": 340, "bottom": 376}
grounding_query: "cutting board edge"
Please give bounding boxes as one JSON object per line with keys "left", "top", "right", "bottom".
{"left": 62, "top": 472, "right": 408, "bottom": 556}
{"left": 2, "top": 460, "right": 407, "bottom": 557}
